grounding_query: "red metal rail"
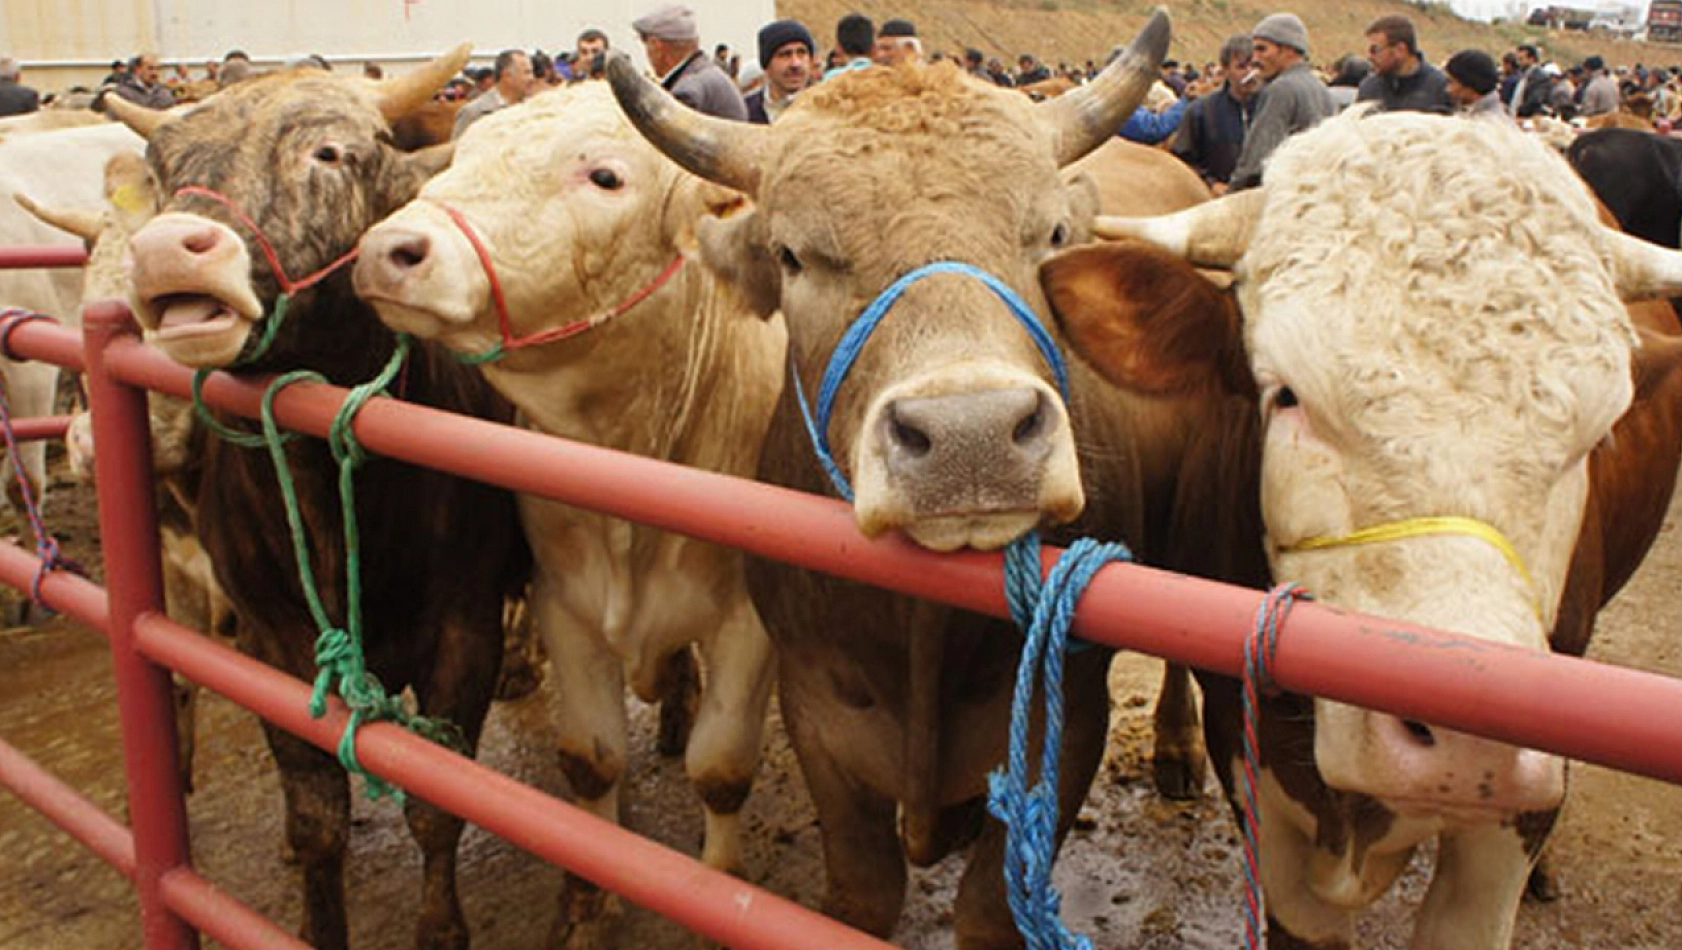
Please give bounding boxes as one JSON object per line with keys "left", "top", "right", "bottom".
{"left": 0, "top": 245, "right": 89, "bottom": 269}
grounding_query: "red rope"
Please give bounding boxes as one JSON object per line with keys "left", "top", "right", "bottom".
{"left": 174, "top": 186, "right": 360, "bottom": 295}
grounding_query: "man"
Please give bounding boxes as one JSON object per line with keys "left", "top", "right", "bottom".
{"left": 746, "top": 19, "right": 814, "bottom": 124}
{"left": 1171, "top": 35, "right": 1259, "bottom": 191}
{"left": 575, "top": 29, "right": 610, "bottom": 81}
{"left": 1230, "top": 13, "right": 1335, "bottom": 191}
{"left": 1445, "top": 48, "right": 1508, "bottom": 121}
{"left": 1356, "top": 15, "right": 1450, "bottom": 114}
{"left": 1509, "top": 43, "right": 1552, "bottom": 118}
{"left": 0, "top": 58, "right": 40, "bottom": 117}
{"left": 1017, "top": 53, "right": 1051, "bottom": 85}
{"left": 452, "top": 49, "right": 535, "bottom": 140}
{"left": 825, "top": 13, "right": 875, "bottom": 80}
{"left": 1579, "top": 55, "right": 1619, "bottom": 117}
{"left": 633, "top": 3, "right": 747, "bottom": 120}
{"left": 874, "top": 19, "right": 921, "bottom": 68}
{"left": 963, "top": 48, "right": 987, "bottom": 81}
{"left": 1161, "top": 59, "right": 1188, "bottom": 96}
{"left": 110, "top": 53, "right": 176, "bottom": 110}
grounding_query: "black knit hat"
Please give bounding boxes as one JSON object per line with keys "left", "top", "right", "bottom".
{"left": 758, "top": 19, "right": 815, "bottom": 68}
{"left": 1445, "top": 49, "right": 1499, "bottom": 96}
{"left": 880, "top": 19, "right": 917, "bottom": 38}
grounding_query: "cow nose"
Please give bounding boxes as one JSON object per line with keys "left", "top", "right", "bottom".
{"left": 1366, "top": 713, "right": 1565, "bottom": 813}
{"left": 130, "top": 216, "right": 229, "bottom": 263}
{"left": 356, "top": 229, "right": 433, "bottom": 294}
{"left": 880, "top": 387, "right": 1056, "bottom": 500}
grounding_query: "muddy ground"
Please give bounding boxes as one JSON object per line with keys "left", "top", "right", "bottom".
{"left": 1, "top": 454, "right": 1679, "bottom": 950}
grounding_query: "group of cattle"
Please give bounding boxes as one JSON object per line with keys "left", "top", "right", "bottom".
{"left": 4, "top": 12, "right": 1682, "bottom": 950}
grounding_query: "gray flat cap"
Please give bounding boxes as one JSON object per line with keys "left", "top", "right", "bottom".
{"left": 632, "top": 4, "right": 699, "bottom": 41}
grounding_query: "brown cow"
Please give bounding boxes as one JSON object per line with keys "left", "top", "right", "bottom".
{"left": 609, "top": 14, "right": 1236, "bottom": 947}
{"left": 108, "top": 50, "right": 529, "bottom": 950}
{"left": 1050, "top": 110, "right": 1682, "bottom": 949}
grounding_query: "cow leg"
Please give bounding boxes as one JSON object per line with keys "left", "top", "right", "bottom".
{"left": 405, "top": 611, "right": 503, "bottom": 950}
{"left": 953, "top": 652, "right": 1110, "bottom": 950}
{"left": 1524, "top": 852, "right": 1561, "bottom": 902}
{"left": 1248, "top": 783, "right": 1355, "bottom": 950}
{"left": 495, "top": 592, "right": 545, "bottom": 702}
{"left": 173, "top": 676, "right": 198, "bottom": 795}
{"left": 263, "top": 721, "right": 352, "bottom": 950}
{"left": 1151, "top": 661, "right": 1207, "bottom": 800}
{"left": 780, "top": 672, "right": 905, "bottom": 937}
{"left": 0, "top": 360, "right": 58, "bottom": 514}
{"left": 1410, "top": 822, "right": 1540, "bottom": 950}
{"left": 686, "top": 598, "right": 774, "bottom": 873}
{"left": 656, "top": 646, "right": 701, "bottom": 758}
{"left": 538, "top": 575, "right": 627, "bottom": 950}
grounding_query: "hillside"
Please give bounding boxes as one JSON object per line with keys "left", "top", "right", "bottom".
{"left": 779, "top": 0, "right": 1682, "bottom": 73}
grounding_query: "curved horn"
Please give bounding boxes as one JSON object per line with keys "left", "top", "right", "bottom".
{"left": 1039, "top": 8, "right": 1171, "bottom": 167}
{"left": 103, "top": 94, "right": 177, "bottom": 139}
{"left": 12, "top": 194, "right": 101, "bottom": 242}
{"left": 1095, "top": 188, "right": 1266, "bottom": 270}
{"left": 605, "top": 51, "right": 766, "bottom": 195}
{"left": 373, "top": 43, "right": 473, "bottom": 122}
{"left": 1605, "top": 228, "right": 1682, "bottom": 301}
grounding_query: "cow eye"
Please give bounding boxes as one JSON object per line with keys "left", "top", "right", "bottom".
{"left": 589, "top": 168, "right": 623, "bottom": 190}
{"left": 1276, "top": 386, "right": 1299, "bottom": 409}
{"left": 777, "top": 245, "right": 803, "bottom": 274}
{"left": 1050, "top": 222, "right": 1070, "bottom": 248}
{"left": 313, "top": 144, "right": 343, "bottom": 164}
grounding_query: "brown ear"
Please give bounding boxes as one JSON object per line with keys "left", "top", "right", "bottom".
{"left": 1632, "top": 322, "right": 1682, "bottom": 401}
{"left": 1042, "top": 240, "right": 1253, "bottom": 398}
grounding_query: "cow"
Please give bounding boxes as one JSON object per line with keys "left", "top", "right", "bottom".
{"left": 350, "top": 82, "right": 784, "bottom": 944}
{"left": 108, "top": 50, "right": 530, "bottom": 950}
{"left": 1050, "top": 109, "right": 1682, "bottom": 949}
{"left": 390, "top": 98, "right": 463, "bottom": 151}
{"left": 606, "top": 13, "right": 1232, "bottom": 946}
{"left": 1568, "top": 127, "right": 1682, "bottom": 250}
{"left": 0, "top": 122, "right": 142, "bottom": 519}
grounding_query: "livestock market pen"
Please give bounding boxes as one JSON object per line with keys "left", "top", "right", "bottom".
{"left": 2, "top": 244, "right": 1682, "bottom": 949}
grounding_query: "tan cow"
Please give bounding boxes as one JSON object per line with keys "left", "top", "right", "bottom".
{"left": 1059, "top": 110, "right": 1682, "bottom": 949}
{"left": 609, "top": 14, "right": 1234, "bottom": 946}
{"left": 352, "top": 83, "right": 784, "bottom": 944}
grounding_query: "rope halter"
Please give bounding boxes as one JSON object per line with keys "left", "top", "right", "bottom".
{"left": 428, "top": 200, "right": 687, "bottom": 366}
{"left": 1281, "top": 515, "right": 1543, "bottom": 623}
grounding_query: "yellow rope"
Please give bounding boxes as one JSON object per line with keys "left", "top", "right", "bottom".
{"left": 1284, "top": 516, "right": 1542, "bottom": 622}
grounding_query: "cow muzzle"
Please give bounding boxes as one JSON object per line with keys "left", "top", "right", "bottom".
{"left": 128, "top": 213, "right": 265, "bottom": 368}
{"left": 1316, "top": 701, "right": 1566, "bottom": 821}
{"left": 852, "top": 369, "right": 1083, "bottom": 551}
{"left": 355, "top": 206, "right": 489, "bottom": 342}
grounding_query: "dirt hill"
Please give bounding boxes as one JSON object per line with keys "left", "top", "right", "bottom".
{"left": 779, "top": 0, "right": 1682, "bottom": 74}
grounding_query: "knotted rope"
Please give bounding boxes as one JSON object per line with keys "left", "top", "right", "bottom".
{"left": 0, "top": 309, "right": 82, "bottom": 607}
{"left": 991, "top": 533, "right": 1131, "bottom": 950}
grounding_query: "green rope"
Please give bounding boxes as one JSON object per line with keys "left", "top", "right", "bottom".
{"left": 190, "top": 293, "right": 300, "bottom": 447}
{"left": 451, "top": 341, "right": 507, "bottom": 366}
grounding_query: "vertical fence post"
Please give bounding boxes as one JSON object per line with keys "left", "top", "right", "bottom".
{"left": 83, "top": 300, "right": 199, "bottom": 950}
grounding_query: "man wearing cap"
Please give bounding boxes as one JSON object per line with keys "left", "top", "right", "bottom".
{"left": 1579, "top": 55, "right": 1619, "bottom": 117}
{"left": 1230, "top": 13, "right": 1335, "bottom": 191}
{"left": 874, "top": 19, "right": 921, "bottom": 68}
{"left": 746, "top": 20, "right": 814, "bottom": 124}
{"left": 1445, "top": 49, "right": 1508, "bottom": 121}
{"left": 1356, "top": 15, "right": 1451, "bottom": 114}
{"left": 633, "top": 3, "right": 747, "bottom": 121}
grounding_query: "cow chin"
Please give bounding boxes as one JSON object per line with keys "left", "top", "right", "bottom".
{"left": 143, "top": 318, "right": 256, "bottom": 369}
{"left": 897, "top": 512, "right": 1048, "bottom": 553}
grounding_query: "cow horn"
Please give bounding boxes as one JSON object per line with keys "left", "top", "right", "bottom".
{"left": 1094, "top": 188, "right": 1266, "bottom": 269}
{"left": 103, "top": 94, "right": 177, "bottom": 139}
{"left": 373, "top": 43, "right": 473, "bottom": 123}
{"left": 12, "top": 194, "right": 101, "bottom": 242}
{"left": 605, "top": 51, "right": 765, "bottom": 195}
{"left": 1605, "top": 228, "right": 1682, "bottom": 301}
{"left": 1039, "top": 9, "right": 1171, "bottom": 167}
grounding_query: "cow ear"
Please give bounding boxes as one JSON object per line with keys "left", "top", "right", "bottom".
{"left": 405, "top": 141, "right": 455, "bottom": 179}
{"left": 1061, "top": 173, "right": 1100, "bottom": 247}
{"left": 1632, "top": 323, "right": 1682, "bottom": 401}
{"left": 697, "top": 209, "right": 781, "bottom": 320}
{"left": 103, "top": 152, "right": 159, "bottom": 232}
{"left": 1042, "top": 239, "right": 1254, "bottom": 398}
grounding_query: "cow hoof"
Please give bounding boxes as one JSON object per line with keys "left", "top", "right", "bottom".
{"left": 417, "top": 916, "right": 469, "bottom": 950}
{"left": 547, "top": 886, "right": 620, "bottom": 950}
{"left": 1150, "top": 754, "right": 1206, "bottom": 801}
{"left": 1525, "top": 862, "right": 1562, "bottom": 903}
{"left": 494, "top": 651, "right": 544, "bottom": 702}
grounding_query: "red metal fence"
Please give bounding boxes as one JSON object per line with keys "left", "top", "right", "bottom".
{"left": 1, "top": 245, "right": 1681, "bottom": 949}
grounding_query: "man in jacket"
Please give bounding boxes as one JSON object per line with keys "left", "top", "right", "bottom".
{"left": 634, "top": 3, "right": 747, "bottom": 120}
{"left": 745, "top": 19, "right": 814, "bottom": 125}
{"left": 0, "top": 58, "right": 39, "bottom": 117}
{"left": 1356, "top": 15, "right": 1451, "bottom": 113}
{"left": 1230, "top": 13, "right": 1336, "bottom": 191}
{"left": 452, "top": 49, "right": 535, "bottom": 140}
{"left": 1171, "top": 35, "right": 1260, "bottom": 191}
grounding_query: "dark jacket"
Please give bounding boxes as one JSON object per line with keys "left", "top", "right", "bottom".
{"left": 1511, "top": 66, "right": 1553, "bottom": 118}
{"left": 1231, "top": 62, "right": 1336, "bottom": 190}
{"left": 0, "top": 80, "right": 39, "bottom": 117}
{"left": 1171, "top": 85, "right": 1255, "bottom": 185}
{"left": 1355, "top": 61, "right": 1452, "bottom": 114}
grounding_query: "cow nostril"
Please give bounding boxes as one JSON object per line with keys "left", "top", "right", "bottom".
{"left": 181, "top": 229, "right": 220, "bottom": 255}
{"left": 1012, "top": 397, "right": 1048, "bottom": 446}
{"left": 1402, "top": 720, "right": 1437, "bottom": 748}
{"left": 887, "top": 409, "right": 932, "bottom": 459}
{"left": 387, "top": 235, "right": 430, "bottom": 270}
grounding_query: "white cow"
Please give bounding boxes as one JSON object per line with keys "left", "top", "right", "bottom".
{"left": 352, "top": 83, "right": 784, "bottom": 944}
{"left": 0, "top": 122, "right": 143, "bottom": 512}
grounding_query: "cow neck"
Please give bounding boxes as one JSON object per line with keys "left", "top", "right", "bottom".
{"left": 793, "top": 261, "right": 1072, "bottom": 501}
{"left": 428, "top": 200, "right": 688, "bottom": 366}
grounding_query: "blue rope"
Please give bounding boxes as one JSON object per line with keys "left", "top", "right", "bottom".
{"left": 990, "top": 533, "right": 1132, "bottom": 950}
{"left": 1239, "top": 583, "right": 1311, "bottom": 950}
{"left": 791, "top": 261, "right": 1072, "bottom": 500}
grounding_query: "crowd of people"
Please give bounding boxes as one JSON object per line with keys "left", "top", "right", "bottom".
{"left": 6, "top": 3, "right": 1682, "bottom": 190}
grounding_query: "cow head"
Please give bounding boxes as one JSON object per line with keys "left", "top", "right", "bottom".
{"left": 354, "top": 82, "right": 740, "bottom": 363}
{"left": 1049, "top": 111, "right": 1682, "bottom": 821}
{"left": 116, "top": 48, "right": 466, "bottom": 368}
{"left": 608, "top": 13, "right": 1169, "bottom": 551}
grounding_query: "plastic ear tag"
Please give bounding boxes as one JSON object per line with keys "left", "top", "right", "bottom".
{"left": 111, "top": 183, "right": 150, "bottom": 215}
